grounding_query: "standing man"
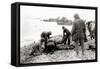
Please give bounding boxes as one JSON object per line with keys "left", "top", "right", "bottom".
{"left": 62, "top": 26, "right": 71, "bottom": 45}
{"left": 71, "top": 14, "right": 85, "bottom": 56}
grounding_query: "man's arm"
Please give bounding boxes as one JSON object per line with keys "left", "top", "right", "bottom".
{"left": 71, "top": 22, "right": 76, "bottom": 36}
{"left": 82, "top": 20, "right": 86, "bottom": 33}
{"left": 63, "top": 30, "right": 65, "bottom": 36}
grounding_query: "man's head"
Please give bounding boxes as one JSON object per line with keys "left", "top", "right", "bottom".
{"left": 47, "top": 31, "right": 52, "bottom": 39}
{"left": 74, "top": 14, "right": 80, "bottom": 19}
{"left": 48, "top": 31, "right": 52, "bottom": 35}
{"left": 62, "top": 26, "right": 65, "bottom": 30}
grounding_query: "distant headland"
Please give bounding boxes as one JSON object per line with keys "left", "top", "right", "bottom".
{"left": 42, "top": 17, "right": 72, "bottom": 25}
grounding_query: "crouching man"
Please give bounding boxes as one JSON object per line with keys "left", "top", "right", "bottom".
{"left": 29, "top": 32, "right": 52, "bottom": 56}
{"left": 40, "top": 31, "right": 56, "bottom": 54}
{"left": 40, "top": 31, "right": 52, "bottom": 47}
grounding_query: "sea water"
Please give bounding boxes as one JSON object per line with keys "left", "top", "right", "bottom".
{"left": 20, "top": 19, "right": 72, "bottom": 47}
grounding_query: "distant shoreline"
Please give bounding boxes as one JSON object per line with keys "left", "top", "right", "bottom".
{"left": 42, "top": 17, "right": 72, "bottom": 25}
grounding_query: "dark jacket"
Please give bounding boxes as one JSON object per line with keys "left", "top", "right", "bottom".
{"left": 63, "top": 28, "right": 71, "bottom": 36}
{"left": 71, "top": 19, "right": 85, "bottom": 41}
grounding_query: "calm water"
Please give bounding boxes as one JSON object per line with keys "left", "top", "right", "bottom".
{"left": 21, "top": 19, "right": 72, "bottom": 47}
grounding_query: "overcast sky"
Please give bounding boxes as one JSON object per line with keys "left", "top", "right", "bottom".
{"left": 20, "top": 5, "right": 95, "bottom": 21}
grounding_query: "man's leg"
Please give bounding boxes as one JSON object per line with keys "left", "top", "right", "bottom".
{"left": 68, "top": 35, "right": 70, "bottom": 45}
{"left": 64, "top": 40, "right": 66, "bottom": 45}
{"left": 80, "top": 39, "right": 85, "bottom": 56}
{"left": 84, "top": 33, "right": 87, "bottom": 42}
{"left": 74, "top": 40, "right": 79, "bottom": 56}
{"left": 63, "top": 36, "right": 67, "bottom": 45}
{"left": 61, "top": 36, "right": 64, "bottom": 44}
{"left": 79, "top": 38, "right": 85, "bottom": 56}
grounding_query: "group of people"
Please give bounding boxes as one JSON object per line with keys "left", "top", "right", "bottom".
{"left": 61, "top": 14, "right": 87, "bottom": 56}
{"left": 39, "top": 14, "right": 95, "bottom": 56}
